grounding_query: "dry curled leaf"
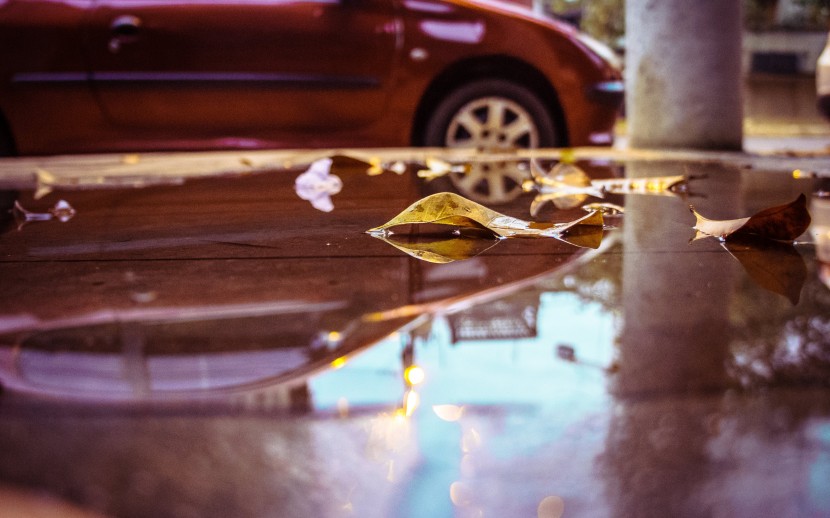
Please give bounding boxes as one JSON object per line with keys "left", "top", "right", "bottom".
{"left": 416, "top": 158, "right": 470, "bottom": 182}
{"left": 524, "top": 162, "right": 603, "bottom": 215}
{"left": 524, "top": 161, "right": 688, "bottom": 216}
{"left": 593, "top": 174, "right": 688, "bottom": 195}
{"left": 366, "top": 192, "right": 603, "bottom": 247}
{"left": 691, "top": 194, "right": 811, "bottom": 242}
{"left": 12, "top": 199, "right": 76, "bottom": 230}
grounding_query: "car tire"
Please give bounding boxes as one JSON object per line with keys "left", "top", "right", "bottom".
{"left": 422, "top": 79, "right": 562, "bottom": 204}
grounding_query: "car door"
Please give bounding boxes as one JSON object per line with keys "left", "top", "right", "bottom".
{"left": 0, "top": 0, "right": 104, "bottom": 154}
{"left": 86, "top": 0, "right": 401, "bottom": 141}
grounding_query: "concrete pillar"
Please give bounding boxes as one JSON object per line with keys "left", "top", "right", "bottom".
{"left": 626, "top": 0, "right": 744, "bottom": 149}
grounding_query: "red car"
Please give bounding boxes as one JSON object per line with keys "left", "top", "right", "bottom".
{"left": 0, "top": 0, "right": 622, "bottom": 157}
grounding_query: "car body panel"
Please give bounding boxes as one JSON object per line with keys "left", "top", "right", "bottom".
{"left": 86, "top": 0, "right": 400, "bottom": 133}
{"left": 0, "top": 0, "right": 105, "bottom": 153}
{"left": 0, "top": 0, "right": 622, "bottom": 155}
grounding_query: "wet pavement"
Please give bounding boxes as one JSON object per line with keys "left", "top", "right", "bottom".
{"left": 0, "top": 148, "right": 829, "bottom": 517}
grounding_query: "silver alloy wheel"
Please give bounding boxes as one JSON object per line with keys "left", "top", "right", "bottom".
{"left": 444, "top": 96, "right": 538, "bottom": 203}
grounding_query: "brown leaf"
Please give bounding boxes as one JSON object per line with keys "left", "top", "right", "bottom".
{"left": 691, "top": 194, "right": 811, "bottom": 242}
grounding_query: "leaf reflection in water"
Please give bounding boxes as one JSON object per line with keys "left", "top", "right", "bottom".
{"left": 370, "top": 229, "right": 501, "bottom": 264}
{"left": 722, "top": 235, "right": 808, "bottom": 305}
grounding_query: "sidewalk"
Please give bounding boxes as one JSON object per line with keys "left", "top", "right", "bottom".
{"left": 614, "top": 119, "right": 830, "bottom": 156}
{"left": 744, "top": 72, "right": 830, "bottom": 153}
{"left": 616, "top": 73, "right": 830, "bottom": 156}
{"left": 743, "top": 120, "right": 830, "bottom": 155}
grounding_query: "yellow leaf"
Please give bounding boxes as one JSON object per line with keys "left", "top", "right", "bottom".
{"left": 366, "top": 192, "right": 603, "bottom": 246}
{"left": 525, "top": 161, "right": 688, "bottom": 215}
{"left": 525, "top": 162, "right": 602, "bottom": 215}
{"left": 416, "top": 158, "right": 469, "bottom": 182}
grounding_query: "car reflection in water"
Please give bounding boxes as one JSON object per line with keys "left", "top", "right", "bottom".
{"left": 0, "top": 154, "right": 610, "bottom": 405}
{"left": 0, "top": 153, "right": 829, "bottom": 517}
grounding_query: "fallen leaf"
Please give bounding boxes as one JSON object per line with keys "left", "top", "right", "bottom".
{"left": 12, "top": 199, "right": 76, "bottom": 230}
{"left": 416, "top": 158, "right": 470, "bottom": 182}
{"left": 722, "top": 235, "right": 807, "bottom": 305}
{"left": 593, "top": 175, "right": 688, "bottom": 195}
{"left": 524, "top": 162, "right": 603, "bottom": 215}
{"left": 523, "top": 161, "right": 688, "bottom": 216}
{"left": 366, "top": 192, "right": 604, "bottom": 247}
{"left": 691, "top": 194, "right": 811, "bottom": 242}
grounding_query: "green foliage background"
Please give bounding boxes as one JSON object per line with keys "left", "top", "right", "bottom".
{"left": 545, "top": 0, "right": 828, "bottom": 51}
{"left": 546, "top": 0, "right": 625, "bottom": 49}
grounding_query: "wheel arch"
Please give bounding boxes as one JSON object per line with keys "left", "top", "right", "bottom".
{"left": 410, "top": 55, "right": 568, "bottom": 147}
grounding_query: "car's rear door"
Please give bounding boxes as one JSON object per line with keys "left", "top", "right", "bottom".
{"left": 86, "top": 0, "right": 400, "bottom": 142}
{"left": 0, "top": 0, "right": 103, "bottom": 154}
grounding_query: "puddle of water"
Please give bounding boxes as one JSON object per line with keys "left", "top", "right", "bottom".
{"left": 0, "top": 152, "right": 829, "bottom": 517}
{"left": 0, "top": 155, "right": 827, "bottom": 400}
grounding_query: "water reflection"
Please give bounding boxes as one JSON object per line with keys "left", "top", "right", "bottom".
{"left": 1, "top": 152, "right": 829, "bottom": 516}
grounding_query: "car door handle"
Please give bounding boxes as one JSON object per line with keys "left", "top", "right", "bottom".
{"left": 111, "top": 15, "right": 141, "bottom": 36}
{"left": 109, "top": 15, "right": 142, "bottom": 53}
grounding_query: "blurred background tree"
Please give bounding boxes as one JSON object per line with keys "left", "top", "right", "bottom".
{"left": 744, "top": 0, "right": 829, "bottom": 30}
{"left": 545, "top": 0, "right": 625, "bottom": 51}
{"left": 545, "top": 0, "right": 828, "bottom": 50}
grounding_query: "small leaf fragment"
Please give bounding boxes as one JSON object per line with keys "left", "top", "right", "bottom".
{"left": 416, "top": 158, "right": 470, "bottom": 182}
{"left": 12, "top": 199, "right": 77, "bottom": 230}
{"left": 583, "top": 202, "right": 624, "bottom": 216}
{"left": 525, "top": 162, "right": 603, "bottom": 215}
{"left": 691, "top": 194, "right": 811, "bottom": 242}
{"left": 594, "top": 175, "right": 687, "bottom": 195}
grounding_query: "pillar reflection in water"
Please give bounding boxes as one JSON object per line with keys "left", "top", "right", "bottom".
{"left": 603, "top": 162, "right": 742, "bottom": 516}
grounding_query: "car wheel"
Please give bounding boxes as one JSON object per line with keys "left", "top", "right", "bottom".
{"left": 422, "top": 79, "right": 561, "bottom": 204}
